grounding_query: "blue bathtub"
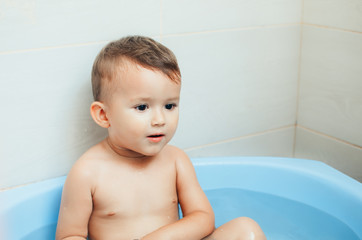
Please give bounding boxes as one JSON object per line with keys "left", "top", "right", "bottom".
{"left": 1, "top": 157, "right": 362, "bottom": 239}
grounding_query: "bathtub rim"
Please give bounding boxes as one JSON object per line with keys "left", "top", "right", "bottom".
{"left": 1, "top": 156, "right": 362, "bottom": 238}
{"left": 192, "top": 156, "right": 362, "bottom": 237}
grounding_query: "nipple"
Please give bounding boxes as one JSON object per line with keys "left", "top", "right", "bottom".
{"left": 107, "top": 211, "right": 116, "bottom": 217}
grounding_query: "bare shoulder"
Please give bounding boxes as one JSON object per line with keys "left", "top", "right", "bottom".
{"left": 66, "top": 140, "right": 108, "bottom": 190}
{"left": 162, "top": 145, "right": 195, "bottom": 172}
{"left": 72, "top": 142, "right": 102, "bottom": 170}
{"left": 162, "top": 144, "right": 190, "bottom": 162}
{"left": 163, "top": 144, "right": 186, "bottom": 155}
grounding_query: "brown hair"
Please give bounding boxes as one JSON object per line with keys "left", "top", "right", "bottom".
{"left": 91, "top": 36, "right": 181, "bottom": 101}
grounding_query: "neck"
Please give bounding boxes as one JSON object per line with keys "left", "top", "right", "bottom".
{"left": 105, "top": 137, "right": 147, "bottom": 159}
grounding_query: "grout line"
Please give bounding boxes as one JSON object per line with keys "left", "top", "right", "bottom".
{"left": 0, "top": 33, "right": 162, "bottom": 56}
{"left": 0, "top": 23, "right": 300, "bottom": 55}
{"left": 297, "top": 125, "right": 362, "bottom": 149}
{"left": 0, "top": 176, "right": 62, "bottom": 192}
{"left": 0, "top": 182, "right": 33, "bottom": 192}
{"left": 303, "top": 23, "right": 362, "bottom": 35}
{"left": 293, "top": 3, "right": 305, "bottom": 157}
{"left": 0, "top": 40, "right": 109, "bottom": 55}
{"left": 184, "top": 125, "right": 295, "bottom": 152}
{"left": 161, "top": 23, "right": 301, "bottom": 39}
{"left": 293, "top": 124, "right": 298, "bottom": 157}
{"left": 148, "top": 23, "right": 300, "bottom": 38}
{"left": 2, "top": 22, "right": 360, "bottom": 55}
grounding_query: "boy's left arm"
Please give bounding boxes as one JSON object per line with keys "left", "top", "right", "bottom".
{"left": 142, "top": 149, "right": 215, "bottom": 240}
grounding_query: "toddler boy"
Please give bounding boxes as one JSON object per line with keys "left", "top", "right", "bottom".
{"left": 56, "top": 36, "right": 266, "bottom": 240}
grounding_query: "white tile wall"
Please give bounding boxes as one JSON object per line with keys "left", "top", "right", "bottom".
{"left": 295, "top": 126, "right": 362, "bottom": 182}
{"left": 296, "top": 0, "right": 362, "bottom": 182}
{"left": 0, "top": 45, "right": 108, "bottom": 188}
{"left": 299, "top": 25, "right": 362, "bottom": 146}
{"left": 303, "top": 0, "right": 362, "bottom": 32}
{"left": 185, "top": 126, "right": 295, "bottom": 158}
{"left": 2, "top": 0, "right": 362, "bottom": 189}
{"left": 165, "top": 26, "right": 300, "bottom": 149}
{"left": 163, "top": 0, "right": 302, "bottom": 34}
{"left": 0, "top": 0, "right": 160, "bottom": 52}
{"left": 0, "top": 1, "right": 303, "bottom": 189}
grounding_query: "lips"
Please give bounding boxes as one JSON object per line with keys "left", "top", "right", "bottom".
{"left": 147, "top": 134, "right": 165, "bottom": 143}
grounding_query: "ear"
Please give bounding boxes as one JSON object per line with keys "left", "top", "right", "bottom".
{"left": 90, "top": 101, "right": 110, "bottom": 128}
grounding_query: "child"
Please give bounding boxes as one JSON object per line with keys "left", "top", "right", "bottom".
{"left": 56, "top": 36, "right": 266, "bottom": 240}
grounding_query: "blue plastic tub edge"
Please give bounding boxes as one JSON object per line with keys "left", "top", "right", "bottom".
{"left": 1, "top": 157, "right": 362, "bottom": 238}
{"left": 192, "top": 156, "right": 362, "bottom": 237}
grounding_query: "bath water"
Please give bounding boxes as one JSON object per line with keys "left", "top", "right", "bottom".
{"left": 20, "top": 224, "right": 57, "bottom": 240}
{"left": 21, "top": 188, "right": 358, "bottom": 240}
{"left": 206, "top": 188, "right": 359, "bottom": 240}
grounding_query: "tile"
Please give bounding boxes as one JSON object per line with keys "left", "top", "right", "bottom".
{"left": 303, "top": 0, "right": 362, "bottom": 32}
{"left": 0, "top": 0, "right": 160, "bottom": 52}
{"left": 0, "top": 44, "right": 108, "bottom": 189}
{"left": 163, "top": 0, "right": 302, "bottom": 35}
{"left": 185, "top": 126, "right": 295, "bottom": 158}
{"left": 299, "top": 25, "right": 362, "bottom": 146}
{"left": 165, "top": 26, "right": 300, "bottom": 149}
{"left": 295, "top": 126, "right": 362, "bottom": 182}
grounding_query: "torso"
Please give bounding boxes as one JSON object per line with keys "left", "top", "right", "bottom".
{"left": 85, "top": 143, "right": 180, "bottom": 240}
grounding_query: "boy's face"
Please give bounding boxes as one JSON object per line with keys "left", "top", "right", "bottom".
{"left": 104, "top": 62, "right": 180, "bottom": 157}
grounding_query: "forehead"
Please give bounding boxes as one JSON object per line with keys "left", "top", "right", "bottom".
{"left": 111, "top": 60, "right": 181, "bottom": 99}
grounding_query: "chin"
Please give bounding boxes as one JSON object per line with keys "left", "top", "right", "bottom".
{"left": 141, "top": 146, "right": 166, "bottom": 157}
{"left": 142, "top": 150, "right": 162, "bottom": 157}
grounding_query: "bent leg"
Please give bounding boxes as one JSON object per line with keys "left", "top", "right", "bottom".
{"left": 203, "top": 217, "right": 266, "bottom": 240}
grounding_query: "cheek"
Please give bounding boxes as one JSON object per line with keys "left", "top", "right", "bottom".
{"left": 109, "top": 111, "right": 145, "bottom": 131}
{"left": 122, "top": 112, "right": 150, "bottom": 132}
{"left": 168, "top": 112, "right": 179, "bottom": 130}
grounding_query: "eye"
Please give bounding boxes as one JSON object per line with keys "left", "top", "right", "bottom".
{"left": 165, "top": 103, "right": 176, "bottom": 110}
{"left": 135, "top": 104, "right": 148, "bottom": 111}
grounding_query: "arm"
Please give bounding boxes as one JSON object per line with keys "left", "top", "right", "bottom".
{"left": 56, "top": 159, "right": 94, "bottom": 240}
{"left": 142, "top": 149, "right": 215, "bottom": 240}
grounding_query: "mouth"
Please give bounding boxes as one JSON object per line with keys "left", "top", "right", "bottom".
{"left": 147, "top": 134, "right": 165, "bottom": 143}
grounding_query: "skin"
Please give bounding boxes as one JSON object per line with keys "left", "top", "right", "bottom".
{"left": 56, "top": 61, "right": 266, "bottom": 240}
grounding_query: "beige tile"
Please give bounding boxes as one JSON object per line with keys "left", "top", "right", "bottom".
{"left": 185, "top": 126, "right": 295, "bottom": 158}
{"left": 163, "top": 0, "right": 302, "bottom": 34}
{"left": 0, "top": 44, "right": 107, "bottom": 189}
{"left": 164, "top": 26, "right": 300, "bottom": 148}
{"left": 0, "top": 0, "right": 160, "bottom": 52}
{"left": 303, "top": 0, "right": 362, "bottom": 32}
{"left": 295, "top": 126, "right": 362, "bottom": 182}
{"left": 299, "top": 25, "right": 362, "bottom": 146}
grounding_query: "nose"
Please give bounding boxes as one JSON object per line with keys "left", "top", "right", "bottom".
{"left": 151, "top": 109, "right": 165, "bottom": 127}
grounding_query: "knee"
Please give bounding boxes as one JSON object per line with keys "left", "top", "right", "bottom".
{"left": 231, "top": 217, "right": 266, "bottom": 240}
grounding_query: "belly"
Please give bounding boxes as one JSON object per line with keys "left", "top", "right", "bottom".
{"left": 88, "top": 212, "right": 179, "bottom": 240}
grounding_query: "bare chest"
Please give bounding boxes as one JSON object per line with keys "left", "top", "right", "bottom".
{"left": 91, "top": 164, "right": 178, "bottom": 219}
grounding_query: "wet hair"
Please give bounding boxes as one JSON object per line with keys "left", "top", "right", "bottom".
{"left": 91, "top": 35, "right": 181, "bottom": 101}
